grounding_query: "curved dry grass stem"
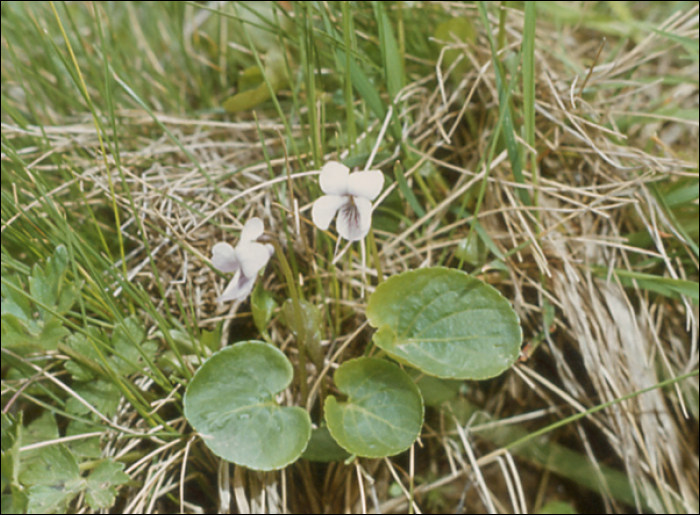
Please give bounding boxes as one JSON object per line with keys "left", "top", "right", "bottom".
{"left": 2, "top": 1, "right": 697, "bottom": 513}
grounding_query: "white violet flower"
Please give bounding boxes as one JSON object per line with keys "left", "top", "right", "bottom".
{"left": 211, "top": 217, "right": 274, "bottom": 303}
{"left": 311, "top": 161, "right": 384, "bottom": 242}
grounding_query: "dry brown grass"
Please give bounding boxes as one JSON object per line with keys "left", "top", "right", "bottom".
{"left": 2, "top": 2, "right": 698, "bottom": 514}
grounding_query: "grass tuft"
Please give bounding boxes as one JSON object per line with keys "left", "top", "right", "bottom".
{"left": 2, "top": 2, "right": 698, "bottom": 513}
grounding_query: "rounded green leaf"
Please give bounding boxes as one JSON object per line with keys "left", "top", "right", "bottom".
{"left": 324, "top": 358, "right": 424, "bottom": 458}
{"left": 366, "top": 267, "right": 522, "bottom": 380}
{"left": 184, "top": 341, "right": 311, "bottom": 471}
{"left": 301, "top": 426, "right": 351, "bottom": 462}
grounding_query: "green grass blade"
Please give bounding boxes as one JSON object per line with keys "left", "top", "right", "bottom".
{"left": 522, "top": 2, "right": 538, "bottom": 207}
{"left": 477, "top": 2, "right": 531, "bottom": 207}
{"left": 592, "top": 267, "right": 699, "bottom": 305}
{"left": 393, "top": 161, "right": 426, "bottom": 217}
{"left": 373, "top": 1, "right": 404, "bottom": 102}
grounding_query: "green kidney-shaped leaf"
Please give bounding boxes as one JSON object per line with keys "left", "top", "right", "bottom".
{"left": 367, "top": 268, "right": 522, "bottom": 380}
{"left": 324, "top": 358, "right": 423, "bottom": 458}
{"left": 184, "top": 341, "right": 311, "bottom": 471}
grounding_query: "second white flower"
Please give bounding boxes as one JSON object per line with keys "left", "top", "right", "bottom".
{"left": 211, "top": 217, "right": 274, "bottom": 303}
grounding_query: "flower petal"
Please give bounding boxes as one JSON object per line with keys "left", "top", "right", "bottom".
{"left": 240, "top": 217, "right": 265, "bottom": 242}
{"left": 236, "top": 241, "right": 274, "bottom": 279}
{"left": 336, "top": 197, "right": 373, "bottom": 241}
{"left": 319, "top": 161, "right": 350, "bottom": 195}
{"left": 218, "top": 270, "right": 256, "bottom": 302}
{"left": 346, "top": 170, "right": 384, "bottom": 200}
{"left": 312, "top": 195, "right": 346, "bottom": 230}
{"left": 211, "top": 242, "right": 240, "bottom": 273}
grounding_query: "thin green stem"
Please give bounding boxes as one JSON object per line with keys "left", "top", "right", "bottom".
{"left": 271, "top": 240, "right": 309, "bottom": 407}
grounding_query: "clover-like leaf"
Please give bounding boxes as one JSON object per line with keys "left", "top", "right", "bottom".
{"left": 324, "top": 358, "right": 423, "bottom": 458}
{"left": 1, "top": 412, "right": 22, "bottom": 489}
{"left": 84, "top": 460, "right": 130, "bottom": 510}
{"left": 1, "top": 245, "right": 79, "bottom": 351}
{"left": 184, "top": 341, "right": 311, "bottom": 471}
{"left": 20, "top": 444, "right": 83, "bottom": 514}
{"left": 110, "top": 317, "right": 156, "bottom": 376}
{"left": 65, "top": 379, "right": 120, "bottom": 418}
{"left": 367, "top": 267, "right": 522, "bottom": 380}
